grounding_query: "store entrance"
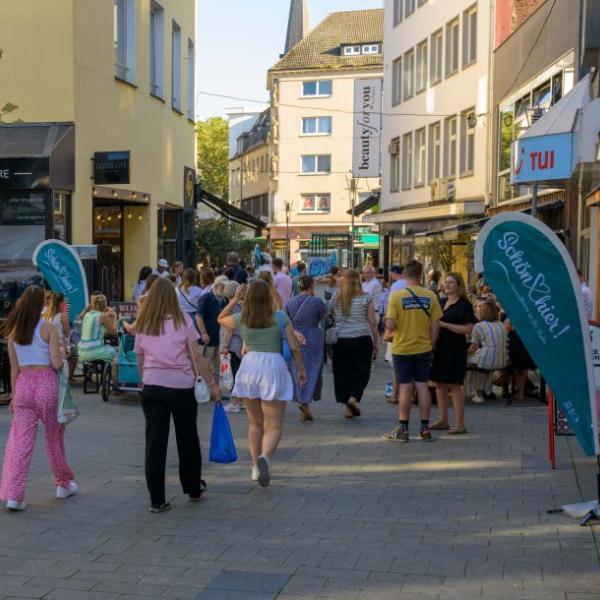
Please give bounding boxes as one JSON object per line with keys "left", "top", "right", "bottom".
{"left": 93, "top": 205, "right": 124, "bottom": 301}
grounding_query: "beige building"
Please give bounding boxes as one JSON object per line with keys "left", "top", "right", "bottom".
{"left": 0, "top": 0, "right": 196, "bottom": 301}
{"left": 267, "top": 9, "right": 384, "bottom": 263}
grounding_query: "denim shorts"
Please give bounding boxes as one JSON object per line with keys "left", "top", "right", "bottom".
{"left": 392, "top": 352, "right": 433, "bottom": 384}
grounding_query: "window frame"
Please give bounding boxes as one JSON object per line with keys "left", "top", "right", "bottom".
{"left": 301, "top": 80, "right": 333, "bottom": 97}
{"left": 362, "top": 44, "right": 380, "bottom": 55}
{"left": 428, "top": 121, "right": 441, "bottom": 182}
{"left": 301, "top": 116, "right": 332, "bottom": 136}
{"left": 393, "top": 0, "right": 403, "bottom": 26}
{"left": 171, "top": 20, "right": 182, "bottom": 112}
{"left": 300, "top": 193, "right": 331, "bottom": 213}
{"left": 300, "top": 154, "right": 332, "bottom": 175}
{"left": 404, "top": 0, "right": 416, "bottom": 18}
{"left": 430, "top": 29, "right": 443, "bottom": 86}
{"left": 460, "top": 108, "right": 476, "bottom": 176}
{"left": 149, "top": 0, "right": 164, "bottom": 98}
{"left": 403, "top": 48, "right": 415, "bottom": 101}
{"left": 445, "top": 17, "right": 460, "bottom": 78}
{"left": 392, "top": 57, "right": 402, "bottom": 106}
{"left": 462, "top": 4, "right": 477, "bottom": 68}
{"left": 186, "top": 39, "right": 195, "bottom": 120}
{"left": 113, "top": 0, "right": 136, "bottom": 84}
{"left": 402, "top": 132, "right": 413, "bottom": 190}
{"left": 390, "top": 137, "right": 400, "bottom": 192}
{"left": 443, "top": 116, "right": 458, "bottom": 178}
{"left": 416, "top": 39, "right": 428, "bottom": 94}
{"left": 343, "top": 45, "right": 361, "bottom": 56}
{"left": 414, "top": 127, "right": 426, "bottom": 187}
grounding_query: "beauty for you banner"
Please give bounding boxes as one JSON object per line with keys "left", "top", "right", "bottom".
{"left": 33, "top": 239, "right": 89, "bottom": 321}
{"left": 475, "top": 212, "right": 598, "bottom": 456}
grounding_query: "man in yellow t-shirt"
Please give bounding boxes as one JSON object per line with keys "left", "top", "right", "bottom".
{"left": 384, "top": 259, "right": 442, "bottom": 443}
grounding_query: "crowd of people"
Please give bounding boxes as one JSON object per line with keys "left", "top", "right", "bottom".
{"left": 0, "top": 250, "right": 543, "bottom": 513}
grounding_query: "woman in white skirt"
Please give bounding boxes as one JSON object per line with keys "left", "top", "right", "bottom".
{"left": 218, "top": 280, "right": 307, "bottom": 487}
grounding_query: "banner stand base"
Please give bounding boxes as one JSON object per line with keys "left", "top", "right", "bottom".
{"left": 556, "top": 500, "right": 600, "bottom": 526}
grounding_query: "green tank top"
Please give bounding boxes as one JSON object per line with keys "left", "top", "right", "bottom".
{"left": 79, "top": 310, "right": 106, "bottom": 349}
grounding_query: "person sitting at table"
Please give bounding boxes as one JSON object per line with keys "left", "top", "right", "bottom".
{"left": 77, "top": 294, "right": 117, "bottom": 363}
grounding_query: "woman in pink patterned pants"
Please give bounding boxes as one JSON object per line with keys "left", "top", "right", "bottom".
{"left": 0, "top": 286, "right": 76, "bottom": 511}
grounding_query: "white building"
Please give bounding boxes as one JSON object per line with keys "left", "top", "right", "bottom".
{"left": 367, "top": 0, "right": 492, "bottom": 271}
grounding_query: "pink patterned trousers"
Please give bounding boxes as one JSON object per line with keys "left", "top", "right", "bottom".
{"left": 0, "top": 368, "right": 74, "bottom": 502}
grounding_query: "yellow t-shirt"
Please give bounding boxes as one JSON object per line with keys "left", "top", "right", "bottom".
{"left": 386, "top": 286, "right": 443, "bottom": 355}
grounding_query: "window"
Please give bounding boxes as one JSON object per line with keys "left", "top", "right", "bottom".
{"left": 462, "top": 5, "right": 477, "bottom": 66}
{"left": 362, "top": 44, "right": 380, "bottom": 54}
{"left": 113, "top": 0, "right": 135, "bottom": 83}
{"left": 430, "top": 29, "right": 443, "bottom": 85}
{"left": 302, "top": 116, "right": 332, "bottom": 135}
{"left": 443, "top": 116, "right": 458, "bottom": 178}
{"left": 403, "top": 49, "right": 414, "bottom": 100}
{"left": 149, "top": 1, "right": 164, "bottom": 97}
{"left": 402, "top": 132, "right": 413, "bottom": 189}
{"left": 416, "top": 39, "right": 428, "bottom": 93}
{"left": 300, "top": 194, "right": 331, "bottom": 213}
{"left": 393, "top": 0, "right": 403, "bottom": 25}
{"left": 343, "top": 45, "right": 361, "bottom": 55}
{"left": 445, "top": 18, "right": 459, "bottom": 77}
{"left": 187, "top": 40, "right": 195, "bottom": 119}
{"left": 301, "top": 155, "right": 331, "bottom": 174}
{"left": 418, "top": 0, "right": 428, "bottom": 6}
{"left": 460, "top": 108, "right": 475, "bottom": 175}
{"left": 171, "top": 21, "right": 182, "bottom": 111}
{"left": 414, "top": 128, "right": 426, "bottom": 186}
{"left": 392, "top": 57, "right": 402, "bottom": 105}
{"left": 390, "top": 137, "right": 400, "bottom": 192}
{"left": 428, "top": 121, "right": 441, "bottom": 181}
{"left": 405, "top": 0, "right": 416, "bottom": 17}
{"left": 302, "top": 80, "right": 332, "bottom": 97}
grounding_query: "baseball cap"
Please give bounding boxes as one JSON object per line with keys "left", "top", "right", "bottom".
{"left": 390, "top": 265, "right": 403, "bottom": 274}
{"left": 158, "top": 258, "right": 169, "bottom": 268}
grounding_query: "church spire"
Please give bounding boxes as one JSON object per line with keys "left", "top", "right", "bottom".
{"left": 284, "top": 0, "right": 309, "bottom": 54}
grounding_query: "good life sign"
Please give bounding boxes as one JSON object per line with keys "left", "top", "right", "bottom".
{"left": 475, "top": 213, "right": 599, "bottom": 456}
{"left": 352, "top": 78, "right": 382, "bottom": 178}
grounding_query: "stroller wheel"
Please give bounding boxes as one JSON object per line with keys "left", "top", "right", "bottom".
{"left": 101, "top": 362, "right": 112, "bottom": 402}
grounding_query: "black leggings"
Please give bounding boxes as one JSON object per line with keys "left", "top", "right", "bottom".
{"left": 332, "top": 336, "right": 373, "bottom": 404}
{"left": 141, "top": 385, "right": 202, "bottom": 506}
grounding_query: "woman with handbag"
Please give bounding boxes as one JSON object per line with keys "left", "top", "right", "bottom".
{"left": 285, "top": 275, "right": 326, "bottom": 422}
{"left": 176, "top": 268, "right": 204, "bottom": 334}
{"left": 218, "top": 280, "right": 307, "bottom": 487}
{"left": 134, "top": 278, "right": 221, "bottom": 513}
{"left": 330, "top": 269, "right": 379, "bottom": 419}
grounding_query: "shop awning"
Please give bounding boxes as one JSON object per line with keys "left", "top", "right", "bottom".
{"left": 0, "top": 122, "right": 75, "bottom": 190}
{"left": 196, "top": 189, "right": 266, "bottom": 231}
{"left": 347, "top": 194, "right": 379, "bottom": 216}
{"left": 414, "top": 216, "right": 489, "bottom": 238}
{"left": 363, "top": 199, "right": 485, "bottom": 224}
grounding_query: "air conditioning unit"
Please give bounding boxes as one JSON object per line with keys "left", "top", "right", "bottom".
{"left": 388, "top": 140, "right": 400, "bottom": 155}
{"left": 430, "top": 178, "right": 448, "bottom": 202}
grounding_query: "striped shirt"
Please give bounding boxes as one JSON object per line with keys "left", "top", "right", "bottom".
{"left": 470, "top": 321, "right": 508, "bottom": 370}
{"left": 334, "top": 294, "right": 373, "bottom": 339}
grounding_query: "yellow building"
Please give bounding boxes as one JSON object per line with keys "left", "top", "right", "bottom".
{"left": 0, "top": 0, "right": 196, "bottom": 301}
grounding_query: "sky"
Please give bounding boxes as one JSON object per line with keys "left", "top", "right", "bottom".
{"left": 196, "top": 0, "right": 383, "bottom": 120}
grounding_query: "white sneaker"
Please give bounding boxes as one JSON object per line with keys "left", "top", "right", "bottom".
{"left": 256, "top": 455, "right": 270, "bottom": 488}
{"left": 6, "top": 500, "right": 26, "bottom": 511}
{"left": 251, "top": 465, "right": 260, "bottom": 481}
{"left": 224, "top": 402, "right": 241, "bottom": 413}
{"left": 472, "top": 391, "right": 486, "bottom": 404}
{"left": 56, "top": 481, "right": 78, "bottom": 499}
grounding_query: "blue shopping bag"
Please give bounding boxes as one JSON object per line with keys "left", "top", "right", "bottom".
{"left": 209, "top": 401, "right": 238, "bottom": 463}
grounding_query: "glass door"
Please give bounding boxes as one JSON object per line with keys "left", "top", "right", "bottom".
{"left": 93, "top": 205, "right": 124, "bottom": 301}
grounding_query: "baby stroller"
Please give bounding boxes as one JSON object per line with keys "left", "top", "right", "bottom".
{"left": 101, "top": 319, "right": 142, "bottom": 402}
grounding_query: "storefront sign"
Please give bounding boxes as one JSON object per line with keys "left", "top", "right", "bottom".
{"left": 0, "top": 158, "right": 50, "bottom": 189}
{"left": 475, "top": 212, "right": 598, "bottom": 456}
{"left": 271, "top": 240, "right": 287, "bottom": 251}
{"left": 511, "top": 133, "right": 575, "bottom": 184}
{"left": 352, "top": 78, "right": 382, "bottom": 178}
{"left": 184, "top": 167, "right": 196, "bottom": 208}
{"left": 112, "top": 302, "right": 137, "bottom": 320}
{"left": 93, "top": 151, "right": 130, "bottom": 184}
{"left": 32, "top": 240, "right": 89, "bottom": 322}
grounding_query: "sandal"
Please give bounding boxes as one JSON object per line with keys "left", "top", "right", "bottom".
{"left": 299, "top": 405, "right": 314, "bottom": 422}
{"left": 344, "top": 406, "right": 354, "bottom": 419}
{"left": 430, "top": 420, "right": 449, "bottom": 431}
{"left": 447, "top": 427, "right": 467, "bottom": 435}
{"left": 348, "top": 402, "right": 361, "bottom": 417}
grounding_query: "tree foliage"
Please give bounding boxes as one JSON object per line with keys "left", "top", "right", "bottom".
{"left": 196, "top": 117, "right": 229, "bottom": 199}
{"left": 195, "top": 219, "right": 261, "bottom": 268}
{"left": 418, "top": 237, "right": 456, "bottom": 274}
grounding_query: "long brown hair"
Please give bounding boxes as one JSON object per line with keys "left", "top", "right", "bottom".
{"left": 44, "top": 292, "right": 65, "bottom": 321}
{"left": 136, "top": 277, "right": 186, "bottom": 335}
{"left": 3, "top": 285, "right": 45, "bottom": 345}
{"left": 258, "top": 271, "right": 282, "bottom": 309}
{"left": 446, "top": 272, "right": 467, "bottom": 299}
{"left": 241, "top": 280, "right": 275, "bottom": 329}
{"left": 335, "top": 269, "right": 363, "bottom": 316}
{"left": 180, "top": 268, "right": 197, "bottom": 293}
{"left": 143, "top": 274, "right": 159, "bottom": 295}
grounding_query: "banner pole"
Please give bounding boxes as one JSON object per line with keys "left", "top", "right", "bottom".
{"left": 548, "top": 390, "right": 556, "bottom": 470}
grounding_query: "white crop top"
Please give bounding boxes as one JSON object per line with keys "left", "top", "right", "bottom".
{"left": 13, "top": 321, "right": 51, "bottom": 367}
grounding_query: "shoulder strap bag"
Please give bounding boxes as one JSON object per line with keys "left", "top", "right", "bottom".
{"left": 275, "top": 311, "right": 294, "bottom": 362}
{"left": 405, "top": 287, "right": 431, "bottom": 319}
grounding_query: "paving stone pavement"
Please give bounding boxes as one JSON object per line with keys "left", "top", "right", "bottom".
{"left": 0, "top": 357, "right": 599, "bottom": 600}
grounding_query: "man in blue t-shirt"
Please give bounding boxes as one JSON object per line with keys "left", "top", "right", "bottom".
{"left": 197, "top": 277, "right": 227, "bottom": 374}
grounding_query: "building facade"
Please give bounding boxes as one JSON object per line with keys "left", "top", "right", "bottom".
{"left": 0, "top": 0, "right": 196, "bottom": 302}
{"left": 267, "top": 9, "right": 383, "bottom": 264}
{"left": 369, "top": 0, "right": 492, "bottom": 274}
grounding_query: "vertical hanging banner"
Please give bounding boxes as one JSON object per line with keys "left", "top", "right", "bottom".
{"left": 352, "top": 78, "right": 382, "bottom": 178}
{"left": 475, "top": 212, "right": 599, "bottom": 456}
{"left": 33, "top": 239, "right": 89, "bottom": 321}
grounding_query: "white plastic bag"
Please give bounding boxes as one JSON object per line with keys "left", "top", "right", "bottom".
{"left": 58, "top": 363, "right": 79, "bottom": 425}
{"left": 219, "top": 353, "right": 234, "bottom": 393}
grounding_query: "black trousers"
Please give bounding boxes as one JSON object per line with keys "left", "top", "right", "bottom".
{"left": 332, "top": 336, "right": 373, "bottom": 404}
{"left": 141, "top": 385, "right": 202, "bottom": 506}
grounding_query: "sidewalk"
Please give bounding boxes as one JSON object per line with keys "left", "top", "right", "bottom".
{"left": 0, "top": 358, "right": 598, "bottom": 600}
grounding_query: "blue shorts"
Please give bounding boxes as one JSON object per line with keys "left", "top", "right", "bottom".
{"left": 392, "top": 352, "right": 433, "bottom": 384}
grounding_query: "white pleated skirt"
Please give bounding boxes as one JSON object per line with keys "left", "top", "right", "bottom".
{"left": 232, "top": 351, "right": 293, "bottom": 402}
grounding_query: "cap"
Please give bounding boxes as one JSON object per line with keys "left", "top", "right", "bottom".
{"left": 158, "top": 258, "right": 169, "bottom": 268}
{"left": 390, "top": 265, "right": 403, "bottom": 275}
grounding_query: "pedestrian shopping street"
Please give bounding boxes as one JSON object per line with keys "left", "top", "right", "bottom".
{"left": 0, "top": 358, "right": 598, "bottom": 600}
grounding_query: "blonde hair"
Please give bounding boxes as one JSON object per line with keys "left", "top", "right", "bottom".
{"left": 44, "top": 292, "right": 65, "bottom": 321}
{"left": 446, "top": 272, "right": 467, "bottom": 299}
{"left": 136, "top": 277, "right": 186, "bottom": 336}
{"left": 335, "top": 269, "right": 363, "bottom": 317}
{"left": 241, "top": 280, "right": 275, "bottom": 328}
{"left": 91, "top": 294, "right": 108, "bottom": 312}
{"left": 258, "top": 271, "right": 282, "bottom": 309}
{"left": 180, "top": 268, "right": 197, "bottom": 293}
